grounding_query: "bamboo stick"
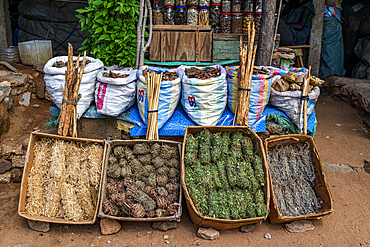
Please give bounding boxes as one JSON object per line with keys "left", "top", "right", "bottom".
{"left": 244, "top": 44, "right": 258, "bottom": 125}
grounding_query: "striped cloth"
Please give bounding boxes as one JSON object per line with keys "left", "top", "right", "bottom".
{"left": 324, "top": 0, "right": 342, "bottom": 21}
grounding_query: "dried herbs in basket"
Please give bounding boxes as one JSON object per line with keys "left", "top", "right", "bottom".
{"left": 184, "top": 129, "right": 267, "bottom": 220}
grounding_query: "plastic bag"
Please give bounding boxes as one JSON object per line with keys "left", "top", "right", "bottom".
{"left": 137, "top": 66, "right": 181, "bottom": 129}
{"left": 43, "top": 56, "right": 104, "bottom": 118}
{"left": 269, "top": 86, "right": 320, "bottom": 131}
{"left": 179, "top": 65, "right": 227, "bottom": 126}
{"left": 95, "top": 69, "right": 137, "bottom": 116}
{"left": 226, "top": 66, "right": 273, "bottom": 126}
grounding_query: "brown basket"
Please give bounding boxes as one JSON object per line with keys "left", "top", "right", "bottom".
{"left": 18, "top": 132, "right": 107, "bottom": 224}
{"left": 98, "top": 139, "right": 183, "bottom": 222}
{"left": 265, "top": 134, "right": 334, "bottom": 224}
{"left": 182, "top": 126, "right": 271, "bottom": 231}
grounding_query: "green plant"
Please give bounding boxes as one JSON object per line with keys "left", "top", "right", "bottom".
{"left": 76, "top": 0, "right": 140, "bottom": 67}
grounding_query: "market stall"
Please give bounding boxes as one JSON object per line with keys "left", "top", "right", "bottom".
{"left": 16, "top": 0, "right": 333, "bottom": 238}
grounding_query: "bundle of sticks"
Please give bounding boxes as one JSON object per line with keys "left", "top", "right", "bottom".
{"left": 58, "top": 43, "right": 87, "bottom": 137}
{"left": 146, "top": 71, "right": 162, "bottom": 140}
{"left": 234, "top": 21, "right": 257, "bottom": 126}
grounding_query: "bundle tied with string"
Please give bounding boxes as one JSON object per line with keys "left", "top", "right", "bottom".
{"left": 234, "top": 21, "right": 257, "bottom": 126}
{"left": 145, "top": 71, "right": 162, "bottom": 140}
{"left": 58, "top": 43, "right": 87, "bottom": 137}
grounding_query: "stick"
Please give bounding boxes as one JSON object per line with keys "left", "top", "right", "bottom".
{"left": 303, "top": 66, "right": 311, "bottom": 134}
{"left": 269, "top": 0, "right": 282, "bottom": 66}
{"left": 136, "top": 0, "right": 145, "bottom": 68}
{"left": 244, "top": 44, "right": 258, "bottom": 125}
{"left": 141, "top": 0, "right": 153, "bottom": 67}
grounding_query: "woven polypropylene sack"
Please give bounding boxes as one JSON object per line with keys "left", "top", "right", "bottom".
{"left": 95, "top": 69, "right": 137, "bottom": 117}
{"left": 180, "top": 65, "right": 227, "bottom": 126}
{"left": 43, "top": 56, "right": 104, "bottom": 118}
{"left": 226, "top": 66, "right": 273, "bottom": 126}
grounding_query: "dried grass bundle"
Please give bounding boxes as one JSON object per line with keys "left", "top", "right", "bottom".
{"left": 44, "top": 180, "right": 62, "bottom": 218}
{"left": 150, "top": 143, "right": 161, "bottom": 158}
{"left": 65, "top": 142, "right": 81, "bottom": 186}
{"left": 87, "top": 144, "right": 103, "bottom": 190}
{"left": 26, "top": 138, "right": 53, "bottom": 216}
{"left": 61, "top": 182, "right": 84, "bottom": 221}
{"left": 48, "top": 140, "right": 67, "bottom": 180}
{"left": 76, "top": 155, "right": 95, "bottom": 220}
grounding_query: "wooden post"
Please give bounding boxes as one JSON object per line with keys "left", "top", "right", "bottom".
{"left": 255, "top": 0, "right": 276, "bottom": 66}
{"left": 308, "top": 0, "right": 325, "bottom": 77}
{"left": 0, "top": 0, "right": 12, "bottom": 48}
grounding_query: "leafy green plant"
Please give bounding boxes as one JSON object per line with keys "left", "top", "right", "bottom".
{"left": 76, "top": 0, "right": 140, "bottom": 67}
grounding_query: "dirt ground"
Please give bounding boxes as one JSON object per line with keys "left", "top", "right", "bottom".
{"left": 1, "top": 73, "right": 370, "bottom": 246}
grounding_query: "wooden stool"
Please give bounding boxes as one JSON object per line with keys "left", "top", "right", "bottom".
{"left": 280, "top": 45, "right": 311, "bottom": 68}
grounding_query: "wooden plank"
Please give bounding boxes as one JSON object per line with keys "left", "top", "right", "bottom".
{"left": 195, "top": 31, "right": 200, "bottom": 62}
{"left": 255, "top": 0, "right": 277, "bottom": 66}
{"left": 153, "top": 25, "right": 212, "bottom": 31}
{"left": 164, "top": 31, "right": 196, "bottom": 61}
{"left": 149, "top": 31, "right": 161, "bottom": 61}
{"left": 213, "top": 33, "right": 247, "bottom": 41}
{"left": 308, "top": 0, "right": 325, "bottom": 77}
{"left": 198, "top": 32, "right": 212, "bottom": 62}
{"left": 0, "top": 0, "right": 12, "bottom": 48}
{"left": 283, "top": 45, "right": 311, "bottom": 49}
{"left": 161, "top": 31, "right": 166, "bottom": 62}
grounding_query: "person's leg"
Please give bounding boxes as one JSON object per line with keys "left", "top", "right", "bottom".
{"left": 277, "top": 18, "right": 294, "bottom": 46}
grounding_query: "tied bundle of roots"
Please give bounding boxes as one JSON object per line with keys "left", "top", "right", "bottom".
{"left": 184, "top": 129, "right": 268, "bottom": 219}
{"left": 104, "top": 142, "right": 181, "bottom": 218}
{"left": 25, "top": 138, "right": 103, "bottom": 221}
{"left": 268, "top": 142, "right": 320, "bottom": 217}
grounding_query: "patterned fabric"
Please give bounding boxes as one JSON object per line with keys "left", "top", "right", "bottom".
{"left": 324, "top": 0, "right": 342, "bottom": 21}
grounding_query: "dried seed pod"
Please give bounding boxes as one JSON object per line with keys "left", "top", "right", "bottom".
{"left": 156, "top": 196, "right": 168, "bottom": 209}
{"left": 168, "top": 168, "right": 179, "bottom": 179}
{"left": 113, "top": 146, "right": 125, "bottom": 158}
{"left": 168, "top": 158, "right": 180, "bottom": 169}
{"left": 123, "top": 177, "right": 134, "bottom": 187}
{"left": 167, "top": 192, "right": 178, "bottom": 204}
{"left": 167, "top": 204, "right": 177, "bottom": 215}
{"left": 157, "top": 175, "right": 168, "bottom": 187}
{"left": 106, "top": 182, "right": 118, "bottom": 195}
{"left": 121, "top": 165, "right": 132, "bottom": 178}
{"left": 138, "top": 154, "right": 152, "bottom": 165}
{"left": 119, "top": 158, "right": 128, "bottom": 167}
{"left": 131, "top": 159, "right": 143, "bottom": 172}
{"left": 103, "top": 198, "right": 119, "bottom": 216}
{"left": 157, "top": 166, "right": 169, "bottom": 175}
{"left": 133, "top": 143, "right": 150, "bottom": 155}
{"left": 165, "top": 183, "right": 179, "bottom": 192}
{"left": 108, "top": 154, "right": 118, "bottom": 165}
{"left": 147, "top": 210, "right": 156, "bottom": 218}
{"left": 107, "top": 162, "right": 121, "bottom": 179}
{"left": 124, "top": 147, "right": 135, "bottom": 161}
{"left": 116, "top": 180, "right": 125, "bottom": 193}
{"left": 141, "top": 176, "right": 149, "bottom": 184}
{"left": 156, "top": 187, "right": 168, "bottom": 197}
{"left": 135, "top": 180, "right": 146, "bottom": 189}
{"left": 150, "top": 143, "right": 161, "bottom": 158}
{"left": 143, "top": 186, "right": 157, "bottom": 199}
{"left": 110, "top": 192, "right": 126, "bottom": 207}
{"left": 148, "top": 173, "right": 157, "bottom": 187}
{"left": 152, "top": 156, "right": 166, "bottom": 169}
{"left": 130, "top": 203, "right": 146, "bottom": 218}
{"left": 142, "top": 165, "right": 155, "bottom": 177}
{"left": 156, "top": 209, "right": 169, "bottom": 217}
{"left": 160, "top": 144, "right": 178, "bottom": 160}
{"left": 169, "top": 178, "right": 178, "bottom": 184}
